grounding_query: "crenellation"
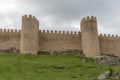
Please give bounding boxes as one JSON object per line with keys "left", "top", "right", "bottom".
{"left": 22, "top": 14, "right": 39, "bottom": 25}
{"left": 29, "top": 14, "right": 32, "bottom": 18}
{"left": 108, "top": 34, "right": 110, "bottom": 37}
{"left": 81, "top": 16, "right": 97, "bottom": 25}
{"left": 74, "top": 31, "right": 77, "bottom": 34}
{"left": 70, "top": 31, "right": 73, "bottom": 34}
{"left": 51, "top": 30, "right": 53, "bottom": 33}
{"left": 25, "top": 14, "right": 27, "bottom": 18}
{"left": 116, "top": 35, "right": 118, "bottom": 38}
{"left": 62, "top": 31, "right": 65, "bottom": 34}
{"left": 66, "top": 31, "right": 69, "bottom": 34}
{"left": 112, "top": 35, "right": 114, "bottom": 37}
{"left": 86, "top": 16, "right": 90, "bottom": 20}
{"left": 91, "top": 16, "right": 94, "bottom": 19}
{"left": 8, "top": 29, "right": 10, "bottom": 32}
{"left": 104, "top": 34, "right": 106, "bottom": 37}
{"left": 14, "top": 29, "right": 17, "bottom": 32}
{"left": 11, "top": 29, "right": 14, "bottom": 32}
{"left": 99, "top": 34, "right": 120, "bottom": 38}
{"left": 11, "top": 29, "right": 13, "bottom": 32}
{"left": 39, "top": 30, "right": 80, "bottom": 35}
{"left": 4, "top": 29, "right": 6, "bottom": 32}
{"left": 100, "top": 33, "right": 102, "bottom": 36}
{"left": 33, "top": 16, "right": 35, "bottom": 19}
{"left": 47, "top": 30, "right": 49, "bottom": 33}
{"left": 0, "top": 29, "right": 21, "bottom": 33}
{"left": 43, "top": 30, "right": 46, "bottom": 33}
{"left": 22, "top": 15, "right": 28, "bottom": 20}
{"left": 19, "top": 30, "right": 21, "bottom": 32}
{"left": 58, "top": 31, "right": 61, "bottom": 34}
{"left": 78, "top": 31, "right": 81, "bottom": 34}
{"left": 39, "top": 30, "right": 41, "bottom": 33}
{"left": 55, "top": 30, "right": 57, "bottom": 34}
{"left": 93, "top": 16, "right": 97, "bottom": 21}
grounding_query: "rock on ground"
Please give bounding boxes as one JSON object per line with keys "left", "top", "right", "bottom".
{"left": 94, "top": 55, "right": 119, "bottom": 66}
{"left": 98, "top": 71, "right": 110, "bottom": 80}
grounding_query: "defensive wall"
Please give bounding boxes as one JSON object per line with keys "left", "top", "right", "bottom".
{"left": 0, "top": 29, "right": 20, "bottom": 52}
{"left": 0, "top": 28, "right": 82, "bottom": 54}
{"left": 99, "top": 34, "right": 120, "bottom": 57}
{"left": 39, "top": 30, "right": 81, "bottom": 54}
{"left": 0, "top": 14, "right": 119, "bottom": 57}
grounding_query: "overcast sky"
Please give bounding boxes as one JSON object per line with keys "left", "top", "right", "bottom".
{"left": 0, "top": 0, "right": 120, "bottom": 35}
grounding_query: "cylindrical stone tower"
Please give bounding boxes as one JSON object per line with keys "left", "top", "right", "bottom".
{"left": 20, "top": 14, "right": 39, "bottom": 55}
{"left": 81, "top": 16, "right": 100, "bottom": 57}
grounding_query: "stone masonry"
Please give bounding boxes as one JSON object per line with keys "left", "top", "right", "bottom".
{"left": 20, "top": 15, "right": 39, "bottom": 55}
{"left": 81, "top": 16, "right": 100, "bottom": 57}
{"left": 0, "top": 14, "right": 119, "bottom": 57}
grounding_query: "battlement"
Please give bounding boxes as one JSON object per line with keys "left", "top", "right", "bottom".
{"left": 81, "top": 16, "right": 97, "bottom": 24}
{"left": 0, "top": 29, "right": 21, "bottom": 33}
{"left": 99, "top": 33, "right": 119, "bottom": 38}
{"left": 39, "top": 30, "right": 80, "bottom": 35}
{"left": 22, "top": 14, "right": 36, "bottom": 19}
{"left": 22, "top": 14, "right": 39, "bottom": 24}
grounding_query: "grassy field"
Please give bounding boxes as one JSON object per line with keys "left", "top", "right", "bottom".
{"left": 0, "top": 53, "right": 119, "bottom": 80}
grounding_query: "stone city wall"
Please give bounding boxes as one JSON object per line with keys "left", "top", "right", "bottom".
{"left": 39, "top": 30, "right": 82, "bottom": 54}
{"left": 0, "top": 15, "right": 119, "bottom": 57}
{"left": 99, "top": 34, "right": 120, "bottom": 57}
{"left": 0, "top": 29, "right": 20, "bottom": 53}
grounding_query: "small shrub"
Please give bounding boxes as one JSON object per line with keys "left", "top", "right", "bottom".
{"left": 109, "top": 67, "right": 113, "bottom": 76}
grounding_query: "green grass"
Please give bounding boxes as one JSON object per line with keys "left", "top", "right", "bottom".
{"left": 0, "top": 53, "right": 119, "bottom": 80}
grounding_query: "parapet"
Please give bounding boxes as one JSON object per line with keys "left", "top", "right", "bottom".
{"left": 0, "top": 29, "right": 21, "bottom": 33}
{"left": 81, "top": 16, "right": 97, "bottom": 24}
{"left": 22, "top": 14, "right": 39, "bottom": 23}
{"left": 99, "top": 33, "right": 119, "bottom": 38}
{"left": 39, "top": 30, "right": 80, "bottom": 35}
